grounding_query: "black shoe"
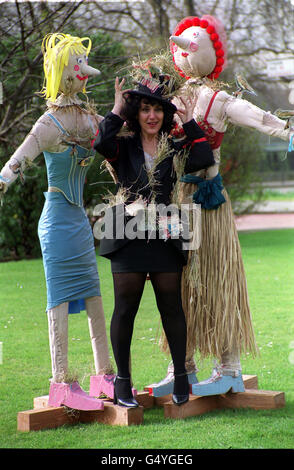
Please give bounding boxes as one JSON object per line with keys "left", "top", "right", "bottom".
{"left": 113, "top": 376, "right": 139, "bottom": 408}
{"left": 172, "top": 372, "right": 189, "bottom": 406}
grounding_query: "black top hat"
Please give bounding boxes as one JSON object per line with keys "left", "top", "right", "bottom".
{"left": 127, "top": 74, "right": 177, "bottom": 113}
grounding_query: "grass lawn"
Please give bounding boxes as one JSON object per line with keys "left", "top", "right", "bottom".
{"left": 261, "top": 189, "right": 294, "bottom": 201}
{"left": 0, "top": 229, "right": 294, "bottom": 450}
{"left": 240, "top": 189, "right": 294, "bottom": 202}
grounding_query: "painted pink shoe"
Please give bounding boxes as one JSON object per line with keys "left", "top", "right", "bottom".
{"left": 48, "top": 381, "right": 104, "bottom": 411}
{"left": 89, "top": 374, "right": 137, "bottom": 400}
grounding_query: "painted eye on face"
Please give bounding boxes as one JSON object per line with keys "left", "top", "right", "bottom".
{"left": 77, "top": 58, "right": 83, "bottom": 65}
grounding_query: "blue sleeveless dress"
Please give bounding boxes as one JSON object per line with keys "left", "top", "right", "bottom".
{"left": 38, "top": 113, "right": 100, "bottom": 313}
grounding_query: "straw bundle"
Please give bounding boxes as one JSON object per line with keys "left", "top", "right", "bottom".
{"left": 160, "top": 183, "right": 258, "bottom": 361}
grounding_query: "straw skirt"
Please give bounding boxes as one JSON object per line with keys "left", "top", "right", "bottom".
{"left": 160, "top": 183, "right": 258, "bottom": 360}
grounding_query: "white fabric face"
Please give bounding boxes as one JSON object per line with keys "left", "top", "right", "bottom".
{"left": 172, "top": 27, "right": 216, "bottom": 78}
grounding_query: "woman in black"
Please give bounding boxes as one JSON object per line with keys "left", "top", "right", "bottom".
{"left": 94, "top": 74, "right": 214, "bottom": 407}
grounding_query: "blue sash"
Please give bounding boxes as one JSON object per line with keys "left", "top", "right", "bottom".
{"left": 180, "top": 173, "right": 226, "bottom": 210}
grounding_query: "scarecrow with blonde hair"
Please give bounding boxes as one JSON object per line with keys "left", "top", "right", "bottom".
{"left": 0, "top": 33, "right": 115, "bottom": 410}
{"left": 150, "top": 15, "right": 293, "bottom": 396}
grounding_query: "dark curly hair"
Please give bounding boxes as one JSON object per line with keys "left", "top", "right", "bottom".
{"left": 122, "top": 94, "right": 176, "bottom": 136}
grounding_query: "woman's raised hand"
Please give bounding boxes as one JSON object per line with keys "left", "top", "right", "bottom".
{"left": 112, "top": 77, "right": 129, "bottom": 118}
{"left": 176, "top": 94, "right": 198, "bottom": 124}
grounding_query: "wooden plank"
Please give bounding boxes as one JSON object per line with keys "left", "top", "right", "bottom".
{"left": 18, "top": 403, "right": 143, "bottom": 431}
{"left": 217, "top": 389, "right": 285, "bottom": 410}
{"left": 17, "top": 407, "right": 74, "bottom": 432}
{"left": 20, "top": 394, "right": 146, "bottom": 431}
{"left": 164, "top": 395, "right": 218, "bottom": 420}
{"left": 78, "top": 402, "right": 143, "bottom": 426}
{"left": 136, "top": 391, "right": 154, "bottom": 409}
{"left": 154, "top": 394, "right": 172, "bottom": 407}
{"left": 163, "top": 388, "right": 285, "bottom": 420}
{"left": 242, "top": 375, "right": 258, "bottom": 389}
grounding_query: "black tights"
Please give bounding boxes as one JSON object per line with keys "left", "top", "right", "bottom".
{"left": 110, "top": 272, "right": 187, "bottom": 380}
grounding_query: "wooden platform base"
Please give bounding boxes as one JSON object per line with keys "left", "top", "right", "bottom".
{"left": 17, "top": 391, "right": 152, "bottom": 432}
{"left": 17, "top": 375, "right": 285, "bottom": 430}
{"left": 148, "top": 374, "right": 259, "bottom": 406}
{"left": 161, "top": 375, "right": 285, "bottom": 420}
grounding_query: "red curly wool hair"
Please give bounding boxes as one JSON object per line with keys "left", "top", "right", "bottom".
{"left": 170, "top": 15, "right": 227, "bottom": 80}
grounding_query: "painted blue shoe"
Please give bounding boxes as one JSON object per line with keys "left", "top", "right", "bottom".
{"left": 191, "top": 367, "right": 245, "bottom": 396}
{"left": 146, "top": 371, "right": 198, "bottom": 397}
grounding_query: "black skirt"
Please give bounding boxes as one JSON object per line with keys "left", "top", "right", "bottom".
{"left": 108, "top": 238, "right": 186, "bottom": 273}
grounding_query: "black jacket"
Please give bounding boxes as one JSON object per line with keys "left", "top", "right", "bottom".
{"left": 94, "top": 112, "right": 214, "bottom": 258}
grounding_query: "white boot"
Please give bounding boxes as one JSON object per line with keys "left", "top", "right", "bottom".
{"left": 47, "top": 301, "right": 105, "bottom": 410}
{"left": 191, "top": 346, "right": 244, "bottom": 397}
{"left": 220, "top": 346, "right": 242, "bottom": 376}
{"left": 86, "top": 296, "right": 116, "bottom": 399}
{"left": 47, "top": 302, "right": 69, "bottom": 382}
{"left": 86, "top": 296, "right": 113, "bottom": 375}
{"left": 146, "top": 358, "right": 198, "bottom": 397}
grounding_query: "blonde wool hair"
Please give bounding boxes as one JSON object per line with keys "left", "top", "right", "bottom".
{"left": 40, "top": 33, "right": 92, "bottom": 102}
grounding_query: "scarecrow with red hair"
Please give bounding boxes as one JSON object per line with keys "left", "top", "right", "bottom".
{"left": 152, "top": 15, "right": 293, "bottom": 396}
